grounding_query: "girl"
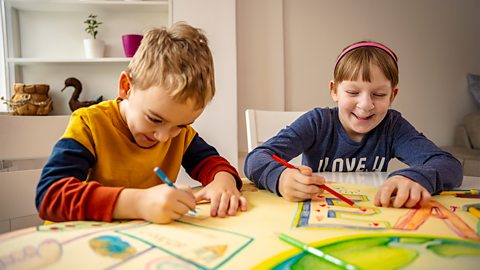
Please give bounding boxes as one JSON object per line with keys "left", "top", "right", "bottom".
{"left": 244, "top": 41, "right": 462, "bottom": 208}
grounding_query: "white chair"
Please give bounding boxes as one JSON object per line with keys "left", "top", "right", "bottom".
{"left": 0, "top": 115, "right": 70, "bottom": 233}
{"left": 245, "top": 109, "right": 305, "bottom": 165}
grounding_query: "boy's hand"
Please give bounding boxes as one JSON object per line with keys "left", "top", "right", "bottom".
{"left": 278, "top": 165, "right": 325, "bottom": 202}
{"left": 374, "top": 175, "right": 431, "bottom": 208}
{"left": 134, "top": 184, "right": 196, "bottom": 224}
{"left": 195, "top": 171, "right": 247, "bottom": 217}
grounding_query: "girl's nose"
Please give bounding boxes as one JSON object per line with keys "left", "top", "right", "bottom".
{"left": 357, "top": 94, "right": 374, "bottom": 111}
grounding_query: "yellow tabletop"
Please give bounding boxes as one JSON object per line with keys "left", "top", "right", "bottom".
{"left": 0, "top": 175, "right": 479, "bottom": 270}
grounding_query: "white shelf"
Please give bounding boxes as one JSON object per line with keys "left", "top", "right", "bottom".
{"left": 2, "top": 0, "right": 171, "bottom": 115}
{"left": 8, "top": 57, "right": 131, "bottom": 65}
{"left": 6, "top": 0, "right": 169, "bottom": 13}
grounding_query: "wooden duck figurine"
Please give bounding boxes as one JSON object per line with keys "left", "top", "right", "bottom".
{"left": 61, "top": 77, "right": 103, "bottom": 112}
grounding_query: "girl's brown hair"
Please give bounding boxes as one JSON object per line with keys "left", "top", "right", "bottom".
{"left": 333, "top": 41, "right": 398, "bottom": 89}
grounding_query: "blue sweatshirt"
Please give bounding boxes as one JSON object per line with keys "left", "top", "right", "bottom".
{"left": 244, "top": 107, "right": 462, "bottom": 196}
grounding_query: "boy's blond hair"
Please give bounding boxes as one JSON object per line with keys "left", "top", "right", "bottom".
{"left": 128, "top": 22, "right": 215, "bottom": 109}
{"left": 333, "top": 41, "right": 399, "bottom": 89}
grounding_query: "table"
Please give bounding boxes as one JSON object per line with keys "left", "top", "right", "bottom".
{"left": 0, "top": 173, "right": 479, "bottom": 270}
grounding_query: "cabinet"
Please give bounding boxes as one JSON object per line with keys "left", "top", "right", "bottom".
{"left": 1, "top": 0, "right": 170, "bottom": 115}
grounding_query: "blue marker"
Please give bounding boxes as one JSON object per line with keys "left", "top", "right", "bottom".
{"left": 154, "top": 167, "right": 176, "bottom": 188}
{"left": 153, "top": 167, "right": 197, "bottom": 214}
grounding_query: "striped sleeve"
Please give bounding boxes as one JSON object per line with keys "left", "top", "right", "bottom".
{"left": 182, "top": 134, "right": 242, "bottom": 189}
{"left": 36, "top": 138, "right": 123, "bottom": 222}
{"left": 38, "top": 177, "right": 123, "bottom": 222}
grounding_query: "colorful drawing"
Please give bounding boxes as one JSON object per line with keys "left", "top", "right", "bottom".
{"left": 89, "top": 235, "right": 137, "bottom": 259}
{"left": 0, "top": 220, "right": 253, "bottom": 270}
{"left": 118, "top": 221, "right": 252, "bottom": 269}
{"left": 293, "top": 184, "right": 479, "bottom": 240}
{"left": 254, "top": 234, "right": 480, "bottom": 270}
{"left": 0, "top": 239, "right": 62, "bottom": 270}
{"left": 394, "top": 200, "right": 479, "bottom": 241}
{"left": 294, "top": 190, "right": 390, "bottom": 230}
{"left": 194, "top": 244, "right": 228, "bottom": 262}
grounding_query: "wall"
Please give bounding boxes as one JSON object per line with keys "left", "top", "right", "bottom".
{"left": 0, "top": 6, "right": 6, "bottom": 112}
{"left": 173, "top": 0, "right": 238, "bottom": 185}
{"left": 237, "top": 0, "right": 480, "bottom": 170}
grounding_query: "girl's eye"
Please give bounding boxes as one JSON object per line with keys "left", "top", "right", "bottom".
{"left": 373, "top": 93, "right": 387, "bottom": 97}
{"left": 346, "top": 91, "right": 359, "bottom": 95}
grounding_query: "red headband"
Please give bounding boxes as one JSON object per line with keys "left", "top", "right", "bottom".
{"left": 335, "top": 42, "right": 398, "bottom": 68}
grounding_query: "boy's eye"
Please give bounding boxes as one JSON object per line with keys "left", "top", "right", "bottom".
{"left": 146, "top": 115, "right": 162, "bottom": 124}
{"left": 373, "top": 93, "right": 387, "bottom": 97}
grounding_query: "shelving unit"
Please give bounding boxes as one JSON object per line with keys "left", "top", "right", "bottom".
{"left": 7, "top": 0, "right": 169, "bottom": 12}
{"left": 8, "top": 57, "right": 131, "bottom": 64}
{"left": 1, "top": 0, "right": 170, "bottom": 115}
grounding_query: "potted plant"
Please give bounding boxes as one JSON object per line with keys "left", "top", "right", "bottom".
{"left": 83, "top": 14, "right": 104, "bottom": 58}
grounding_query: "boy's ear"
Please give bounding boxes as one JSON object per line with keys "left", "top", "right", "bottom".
{"left": 329, "top": 80, "right": 339, "bottom": 102}
{"left": 118, "top": 71, "right": 132, "bottom": 99}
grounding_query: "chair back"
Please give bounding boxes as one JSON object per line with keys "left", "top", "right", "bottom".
{"left": 245, "top": 109, "right": 305, "bottom": 165}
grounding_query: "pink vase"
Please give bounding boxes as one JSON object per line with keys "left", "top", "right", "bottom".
{"left": 122, "top": 34, "right": 143, "bottom": 57}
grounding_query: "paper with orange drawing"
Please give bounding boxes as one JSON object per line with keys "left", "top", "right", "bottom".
{"left": 293, "top": 183, "right": 480, "bottom": 241}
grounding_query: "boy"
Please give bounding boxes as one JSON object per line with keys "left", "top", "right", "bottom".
{"left": 36, "top": 22, "right": 247, "bottom": 224}
{"left": 244, "top": 41, "right": 462, "bottom": 208}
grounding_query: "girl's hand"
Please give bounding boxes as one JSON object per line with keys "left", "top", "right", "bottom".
{"left": 195, "top": 171, "right": 247, "bottom": 217}
{"left": 374, "top": 175, "right": 431, "bottom": 208}
{"left": 278, "top": 165, "right": 325, "bottom": 202}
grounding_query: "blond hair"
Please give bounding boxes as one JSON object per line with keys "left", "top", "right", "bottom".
{"left": 128, "top": 22, "right": 215, "bottom": 109}
{"left": 333, "top": 41, "right": 398, "bottom": 89}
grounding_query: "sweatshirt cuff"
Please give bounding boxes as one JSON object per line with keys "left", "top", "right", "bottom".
{"left": 86, "top": 185, "right": 124, "bottom": 222}
{"left": 190, "top": 156, "right": 243, "bottom": 190}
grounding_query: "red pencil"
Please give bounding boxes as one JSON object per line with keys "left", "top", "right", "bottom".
{"left": 271, "top": 154, "right": 361, "bottom": 208}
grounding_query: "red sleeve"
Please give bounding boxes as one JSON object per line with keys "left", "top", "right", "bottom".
{"left": 38, "top": 177, "right": 124, "bottom": 222}
{"left": 190, "top": 156, "right": 243, "bottom": 190}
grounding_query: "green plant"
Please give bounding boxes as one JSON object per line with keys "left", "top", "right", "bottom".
{"left": 84, "top": 14, "right": 102, "bottom": 39}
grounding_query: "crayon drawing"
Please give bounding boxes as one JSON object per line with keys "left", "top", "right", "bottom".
{"left": 0, "top": 239, "right": 62, "bottom": 270}
{"left": 293, "top": 183, "right": 479, "bottom": 240}
{"left": 254, "top": 234, "right": 480, "bottom": 270}
{"left": 0, "top": 220, "right": 253, "bottom": 270}
{"left": 89, "top": 235, "right": 137, "bottom": 259}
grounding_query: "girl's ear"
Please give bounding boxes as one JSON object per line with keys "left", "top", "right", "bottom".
{"left": 329, "top": 80, "right": 339, "bottom": 102}
{"left": 390, "top": 87, "right": 399, "bottom": 103}
{"left": 118, "top": 71, "right": 132, "bottom": 99}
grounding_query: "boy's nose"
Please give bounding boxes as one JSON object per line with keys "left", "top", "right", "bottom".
{"left": 154, "top": 127, "right": 181, "bottom": 142}
{"left": 154, "top": 131, "right": 169, "bottom": 143}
